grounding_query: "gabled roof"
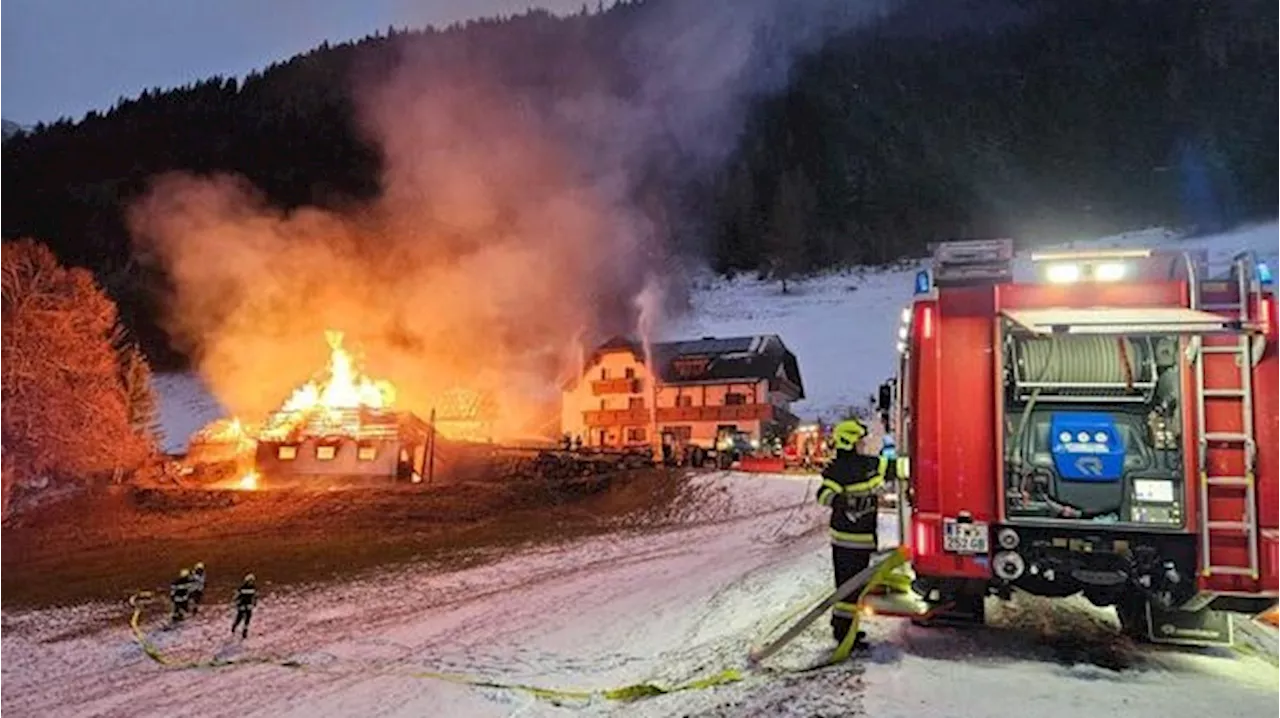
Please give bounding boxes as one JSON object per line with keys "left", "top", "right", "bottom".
{"left": 585, "top": 334, "right": 805, "bottom": 399}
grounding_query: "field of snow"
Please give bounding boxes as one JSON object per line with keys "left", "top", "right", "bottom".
{"left": 3, "top": 471, "right": 1276, "bottom": 717}
{"left": 15, "top": 221, "right": 1272, "bottom": 717}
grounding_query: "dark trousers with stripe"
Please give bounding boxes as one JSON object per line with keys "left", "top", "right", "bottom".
{"left": 829, "top": 508, "right": 877, "bottom": 641}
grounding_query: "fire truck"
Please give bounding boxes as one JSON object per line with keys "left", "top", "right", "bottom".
{"left": 879, "top": 238, "right": 1278, "bottom": 645}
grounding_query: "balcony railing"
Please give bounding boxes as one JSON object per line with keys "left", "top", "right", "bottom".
{"left": 654, "top": 403, "right": 774, "bottom": 423}
{"left": 592, "top": 378, "right": 642, "bottom": 395}
{"left": 583, "top": 408, "right": 651, "bottom": 426}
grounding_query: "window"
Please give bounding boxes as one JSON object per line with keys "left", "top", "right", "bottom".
{"left": 668, "top": 425, "right": 692, "bottom": 441}
{"left": 626, "top": 427, "right": 647, "bottom": 442}
{"left": 624, "top": 367, "right": 636, "bottom": 379}
{"left": 600, "top": 368, "right": 609, "bottom": 380}
{"left": 673, "top": 356, "right": 710, "bottom": 379}
{"left": 629, "top": 397, "right": 645, "bottom": 410}
{"left": 316, "top": 445, "right": 337, "bottom": 461}
{"left": 357, "top": 445, "right": 377, "bottom": 461}
{"left": 676, "top": 395, "right": 694, "bottom": 408}
{"left": 600, "top": 398, "right": 607, "bottom": 410}
{"left": 724, "top": 392, "right": 746, "bottom": 405}
{"left": 277, "top": 445, "right": 298, "bottom": 460}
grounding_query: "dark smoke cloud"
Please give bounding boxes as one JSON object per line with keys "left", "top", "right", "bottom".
{"left": 128, "top": 0, "right": 886, "bottom": 437}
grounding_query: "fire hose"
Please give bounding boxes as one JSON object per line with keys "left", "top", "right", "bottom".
{"left": 125, "top": 549, "right": 915, "bottom": 706}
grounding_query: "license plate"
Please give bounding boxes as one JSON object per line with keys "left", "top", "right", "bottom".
{"left": 943, "top": 519, "right": 989, "bottom": 554}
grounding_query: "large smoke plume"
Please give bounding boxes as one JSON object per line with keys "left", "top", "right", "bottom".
{"left": 128, "top": 0, "right": 883, "bottom": 438}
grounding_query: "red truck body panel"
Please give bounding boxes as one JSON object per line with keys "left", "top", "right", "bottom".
{"left": 905, "top": 271, "right": 1278, "bottom": 600}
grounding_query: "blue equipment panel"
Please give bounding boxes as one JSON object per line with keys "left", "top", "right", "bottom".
{"left": 1049, "top": 412, "right": 1125, "bottom": 482}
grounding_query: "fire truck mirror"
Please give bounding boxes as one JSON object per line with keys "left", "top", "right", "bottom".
{"left": 877, "top": 382, "right": 893, "bottom": 412}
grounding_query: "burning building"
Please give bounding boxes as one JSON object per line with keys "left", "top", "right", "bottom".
{"left": 186, "top": 331, "right": 436, "bottom": 487}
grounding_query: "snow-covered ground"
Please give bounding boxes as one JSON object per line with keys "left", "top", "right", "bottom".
{"left": 16, "top": 221, "right": 1272, "bottom": 717}
{"left": 2, "top": 472, "right": 1275, "bottom": 718}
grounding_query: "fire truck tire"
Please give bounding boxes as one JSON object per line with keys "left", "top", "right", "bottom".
{"left": 1115, "top": 594, "right": 1150, "bottom": 641}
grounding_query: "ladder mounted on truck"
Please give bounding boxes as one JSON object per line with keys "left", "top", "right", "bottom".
{"left": 1194, "top": 251, "right": 1269, "bottom": 580}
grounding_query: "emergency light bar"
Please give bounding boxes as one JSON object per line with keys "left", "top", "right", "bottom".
{"left": 1029, "top": 249, "right": 1151, "bottom": 284}
{"left": 1029, "top": 248, "right": 1153, "bottom": 262}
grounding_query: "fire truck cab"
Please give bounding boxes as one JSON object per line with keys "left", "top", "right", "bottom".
{"left": 883, "top": 238, "right": 1278, "bottom": 645}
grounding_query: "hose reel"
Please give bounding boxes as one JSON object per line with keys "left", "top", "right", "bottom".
{"left": 1010, "top": 335, "right": 1156, "bottom": 401}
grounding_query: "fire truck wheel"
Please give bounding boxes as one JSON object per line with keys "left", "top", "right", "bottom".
{"left": 1115, "top": 595, "right": 1150, "bottom": 641}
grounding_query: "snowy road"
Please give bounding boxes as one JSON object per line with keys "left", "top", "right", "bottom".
{"left": 3, "top": 473, "right": 1277, "bottom": 717}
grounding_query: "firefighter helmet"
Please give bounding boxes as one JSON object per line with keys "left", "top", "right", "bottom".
{"left": 244, "top": 573, "right": 255, "bottom": 584}
{"left": 194, "top": 562, "right": 205, "bottom": 571}
{"left": 179, "top": 568, "right": 191, "bottom": 578}
{"left": 833, "top": 419, "right": 868, "bottom": 451}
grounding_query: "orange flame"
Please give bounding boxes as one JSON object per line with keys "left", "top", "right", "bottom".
{"left": 258, "top": 331, "right": 398, "bottom": 441}
{"left": 280, "top": 330, "right": 395, "bottom": 412}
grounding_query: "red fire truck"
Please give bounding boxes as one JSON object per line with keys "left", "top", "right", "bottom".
{"left": 880, "top": 239, "right": 1278, "bottom": 645}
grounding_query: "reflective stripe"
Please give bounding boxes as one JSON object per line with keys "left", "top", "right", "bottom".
{"left": 845, "top": 474, "right": 885, "bottom": 496}
{"left": 820, "top": 479, "right": 843, "bottom": 495}
{"left": 830, "top": 530, "right": 876, "bottom": 549}
{"left": 817, "top": 488, "right": 836, "bottom": 507}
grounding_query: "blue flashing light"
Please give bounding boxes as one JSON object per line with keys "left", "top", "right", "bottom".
{"left": 1258, "top": 262, "right": 1273, "bottom": 286}
{"left": 1049, "top": 412, "right": 1125, "bottom": 483}
{"left": 914, "top": 270, "right": 932, "bottom": 295}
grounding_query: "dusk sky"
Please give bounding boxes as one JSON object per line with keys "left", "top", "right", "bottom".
{"left": 2, "top": 0, "right": 586, "bottom": 126}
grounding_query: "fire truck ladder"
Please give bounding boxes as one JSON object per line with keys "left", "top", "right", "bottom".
{"left": 1194, "top": 251, "right": 1263, "bottom": 579}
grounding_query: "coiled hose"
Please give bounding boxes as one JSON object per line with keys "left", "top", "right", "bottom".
{"left": 1015, "top": 336, "right": 1144, "bottom": 386}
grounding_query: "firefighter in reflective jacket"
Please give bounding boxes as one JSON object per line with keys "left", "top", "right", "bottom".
{"left": 816, "top": 418, "right": 893, "bottom": 645}
{"left": 232, "top": 574, "right": 257, "bottom": 639}
{"left": 170, "top": 568, "right": 193, "bottom": 623}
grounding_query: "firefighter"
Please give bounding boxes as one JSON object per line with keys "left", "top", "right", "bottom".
{"left": 231, "top": 573, "right": 257, "bottom": 639}
{"left": 189, "top": 562, "right": 207, "bottom": 615}
{"left": 170, "top": 568, "right": 194, "bottom": 623}
{"left": 815, "top": 417, "right": 893, "bottom": 647}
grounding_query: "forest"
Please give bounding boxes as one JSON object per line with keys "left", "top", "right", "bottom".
{"left": 3, "top": 0, "right": 1275, "bottom": 368}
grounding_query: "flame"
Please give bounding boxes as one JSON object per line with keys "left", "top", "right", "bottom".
{"left": 281, "top": 331, "right": 395, "bottom": 412}
{"left": 237, "top": 470, "right": 260, "bottom": 491}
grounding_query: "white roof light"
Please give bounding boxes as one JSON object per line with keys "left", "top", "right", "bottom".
{"left": 1093, "top": 262, "right": 1126, "bottom": 282}
{"left": 1045, "top": 263, "right": 1081, "bottom": 284}
{"left": 900, "top": 307, "right": 912, "bottom": 324}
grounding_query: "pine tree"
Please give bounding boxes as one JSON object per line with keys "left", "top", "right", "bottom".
{"left": 117, "top": 341, "right": 162, "bottom": 451}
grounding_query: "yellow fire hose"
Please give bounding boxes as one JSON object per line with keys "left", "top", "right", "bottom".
{"left": 126, "top": 549, "right": 917, "bottom": 705}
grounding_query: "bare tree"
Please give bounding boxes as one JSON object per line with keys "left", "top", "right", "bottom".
{"left": 2, "top": 239, "right": 151, "bottom": 516}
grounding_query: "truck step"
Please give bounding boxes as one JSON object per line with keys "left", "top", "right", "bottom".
{"left": 1199, "top": 303, "right": 1245, "bottom": 312}
{"left": 1202, "top": 388, "right": 1247, "bottom": 398}
{"left": 1205, "top": 565, "right": 1257, "bottom": 577}
{"left": 1200, "top": 345, "right": 1246, "bottom": 354}
{"left": 1206, "top": 476, "right": 1251, "bottom": 487}
{"left": 1203, "top": 432, "right": 1252, "bottom": 443}
{"left": 1206, "top": 520, "right": 1253, "bottom": 532}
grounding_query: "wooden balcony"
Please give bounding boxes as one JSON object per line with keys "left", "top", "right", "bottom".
{"left": 654, "top": 403, "right": 774, "bottom": 423}
{"left": 592, "top": 378, "right": 642, "bottom": 395}
{"left": 583, "top": 408, "right": 651, "bottom": 427}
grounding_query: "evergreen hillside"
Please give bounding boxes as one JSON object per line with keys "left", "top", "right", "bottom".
{"left": 2, "top": 0, "right": 1274, "bottom": 367}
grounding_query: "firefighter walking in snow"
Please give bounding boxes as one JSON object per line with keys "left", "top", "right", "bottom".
{"left": 816, "top": 418, "right": 893, "bottom": 647}
{"left": 231, "top": 574, "right": 257, "bottom": 639}
{"left": 189, "top": 562, "right": 207, "bottom": 615}
{"left": 169, "top": 568, "right": 194, "bottom": 624}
